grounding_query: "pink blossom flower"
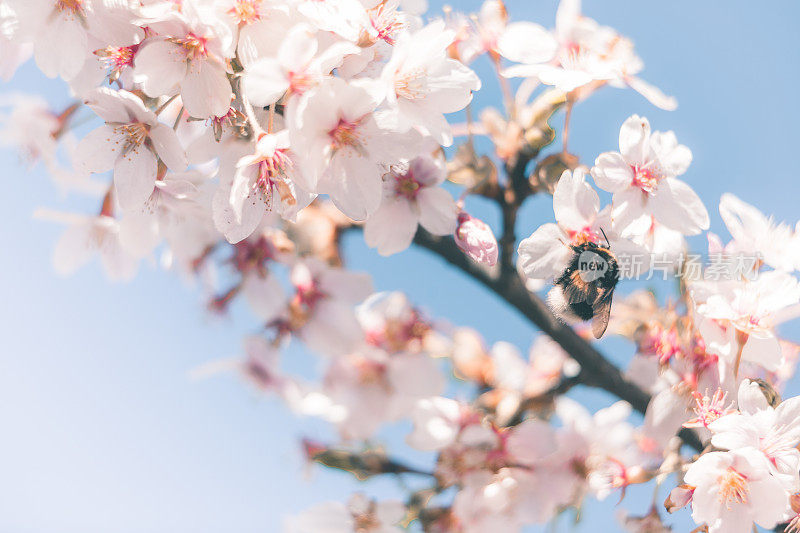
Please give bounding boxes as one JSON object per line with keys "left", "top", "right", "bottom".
{"left": 134, "top": 7, "right": 234, "bottom": 117}
{"left": 380, "top": 20, "right": 481, "bottom": 146}
{"left": 591, "top": 115, "right": 708, "bottom": 236}
{"left": 286, "top": 493, "right": 405, "bottom": 533}
{"left": 684, "top": 448, "right": 791, "bottom": 533}
{"left": 364, "top": 155, "right": 457, "bottom": 256}
{"left": 455, "top": 212, "right": 498, "bottom": 266}
{"left": 76, "top": 88, "right": 187, "bottom": 212}
{"left": 709, "top": 379, "right": 800, "bottom": 484}
{"left": 289, "top": 77, "right": 421, "bottom": 220}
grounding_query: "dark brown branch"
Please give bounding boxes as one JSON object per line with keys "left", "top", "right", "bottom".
{"left": 411, "top": 228, "right": 703, "bottom": 452}
{"left": 306, "top": 443, "right": 434, "bottom": 480}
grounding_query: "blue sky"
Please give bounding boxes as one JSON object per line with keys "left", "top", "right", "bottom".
{"left": 1, "top": 1, "right": 799, "bottom": 531}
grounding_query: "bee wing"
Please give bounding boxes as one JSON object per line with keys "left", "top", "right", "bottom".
{"left": 590, "top": 288, "right": 614, "bottom": 339}
{"left": 561, "top": 271, "right": 593, "bottom": 303}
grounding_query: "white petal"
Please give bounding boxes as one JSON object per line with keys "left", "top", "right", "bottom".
{"left": 591, "top": 152, "right": 633, "bottom": 193}
{"left": 211, "top": 179, "right": 263, "bottom": 244}
{"left": 83, "top": 87, "right": 135, "bottom": 123}
{"left": 149, "top": 123, "right": 187, "bottom": 172}
{"left": 279, "top": 23, "right": 318, "bottom": 68}
{"left": 34, "top": 14, "right": 87, "bottom": 80}
{"left": 553, "top": 168, "right": 600, "bottom": 229}
{"left": 741, "top": 333, "right": 782, "bottom": 372}
{"left": 53, "top": 223, "right": 93, "bottom": 276}
{"left": 323, "top": 153, "right": 383, "bottom": 221}
{"left": 134, "top": 40, "right": 185, "bottom": 97}
{"left": 417, "top": 187, "right": 457, "bottom": 235}
{"left": 610, "top": 188, "right": 649, "bottom": 235}
{"left": 118, "top": 211, "right": 160, "bottom": 257}
{"left": 363, "top": 198, "right": 419, "bottom": 256}
{"left": 517, "top": 223, "right": 570, "bottom": 280}
{"left": 243, "top": 273, "right": 286, "bottom": 322}
{"left": 619, "top": 114, "right": 650, "bottom": 163}
{"left": 626, "top": 76, "right": 677, "bottom": 111}
{"left": 649, "top": 178, "right": 709, "bottom": 235}
{"left": 113, "top": 146, "right": 157, "bottom": 211}
{"left": 181, "top": 61, "right": 232, "bottom": 118}
{"left": 496, "top": 22, "right": 557, "bottom": 64}
{"left": 737, "top": 380, "right": 769, "bottom": 414}
{"left": 243, "top": 58, "right": 290, "bottom": 107}
{"left": 75, "top": 125, "right": 124, "bottom": 174}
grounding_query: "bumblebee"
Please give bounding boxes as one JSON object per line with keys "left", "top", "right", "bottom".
{"left": 548, "top": 239, "right": 619, "bottom": 339}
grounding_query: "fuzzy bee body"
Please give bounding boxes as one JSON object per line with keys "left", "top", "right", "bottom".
{"left": 548, "top": 241, "right": 619, "bottom": 338}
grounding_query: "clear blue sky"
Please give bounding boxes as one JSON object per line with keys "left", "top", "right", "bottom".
{"left": 2, "top": 1, "right": 799, "bottom": 531}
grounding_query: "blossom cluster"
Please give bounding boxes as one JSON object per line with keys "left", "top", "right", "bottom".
{"left": 3, "top": 0, "right": 800, "bottom": 532}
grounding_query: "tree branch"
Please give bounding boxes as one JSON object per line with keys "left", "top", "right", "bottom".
{"left": 410, "top": 228, "right": 703, "bottom": 452}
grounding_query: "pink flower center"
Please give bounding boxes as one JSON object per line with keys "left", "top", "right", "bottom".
{"left": 631, "top": 164, "right": 664, "bottom": 194}
{"left": 294, "top": 280, "right": 325, "bottom": 309}
{"left": 95, "top": 46, "right": 135, "bottom": 70}
{"left": 371, "top": 8, "right": 403, "bottom": 45}
{"left": 718, "top": 468, "right": 749, "bottom": 507}
{"left": 685, "top": 389, "right": 731, "bottom": 429}
{"left": 394, "top": 68, "right": 427, "bottom": 100}
{"left": 354, "top": 357, "right": 388, "bottom": 386}
{"left": 253, "top": 151, "right": 295, "bottom": 209}
{"left": 228, "top": 0, "right": 261, "bottom": 25}
{"left": 566, "top": 226, "right": 599, "bottom": 246}
{"left": 171, "top": 33, "right": 209, "bottom": 60}
{"left": 329, "top": 118, "right": 363, "bottom": 151}
{"left": 288, "top": 70, "right": 315, "bottom": 96}
{"left": 114, "top": 122, "right": 150, "bottom": 150}
{"left": 56, "top": 0, "right": 84, "bottom": 14}
{"left": 393, "top": 168, "right": 422, "bottom": 200}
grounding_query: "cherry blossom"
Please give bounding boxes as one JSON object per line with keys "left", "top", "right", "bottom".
{"left": 454, "top": 212, "right": 498, "bottom": 266}
{"left": 380, "top": 20, "right": 480, "bottom": 146}
{"left": 709, "top": 379, "right": 800, "bottom": 484}
{"left": 285, "top": 258, "right": 372, "bottom": 356}
{"left": 286, "top": 493, "right": 405, "bottom": 533}
{"left": 76, "top": 88, "right": 187, "bottom": 211}
{"left": 36, "top": 209, "right": 138, "bottom": 281}
{"left": 289, "top": 77, "right": 420, "bottom": 220}
{"left": 501, "top": 0, "right": 676, "bottom": 109}
{"left": 591, "top": 115, "right": 708, "bottom": 236}
{"left": 134, "top": 6, "right": 234, "bottom": 117}
{"left": 693, "top": 270, "right": 800, "bottom": 372}
{"left": 684, "top": 448, "right": 791, "bottom": 533}
{"left": 364, "top": 154, "right": 457, "bottom": 255}
{"left": 221, "top": 130, "right": 314, "bottom": 243}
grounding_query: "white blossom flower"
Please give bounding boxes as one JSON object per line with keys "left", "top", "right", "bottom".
{"left": 134, "top": 7, "right": 234, "bottom": 117}
{"left": 285, "top": 493, "right": 405, "bottom": 533}
{"left": 684, "top": 448, "right": 791, "bottom": 533}
{"left": 287, "top": 258, "right": 372, "bottom": 356}
{"left": 380, "top": 20, "right": 480, "bottom": 146}
{"left": 591, "top": 115, "right": 708, "bottom": 236}
{"left": 36, "top": 209, "right": 138, "bottom": 281}
{"left": 718, "top": 193, "right": 797, "bottom": 272}
{"left": 319, "top": 346, "right": 444, "bottom": 440}
{"left": 76, "top": 88, "right": 187, "bottom": 211}
{"left": 218, "top": 130, "right": 314, "bottom": 244}
{"left": 364, "top": 154, "right": 457, "bottom": 256}
{"left": 694, "top": 271, "right": 800, "bottom": 372}
{"left": 243, "top": 23, "right": 357, "bottom": 108}
{"left": 710, "top": 379, "right": 800, "bottom": 485}
{"left": 518, "top": 167, "right": 647, "bottom": 281}
{"left": 289, "top": 77, "right": 420, "bottom": 220}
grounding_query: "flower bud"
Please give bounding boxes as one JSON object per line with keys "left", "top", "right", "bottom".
{"left": 664, "top": 484, "right": 694, "bottom": 513}
{"left": 455, "top": 212, "right": 498, "bottom": 266}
